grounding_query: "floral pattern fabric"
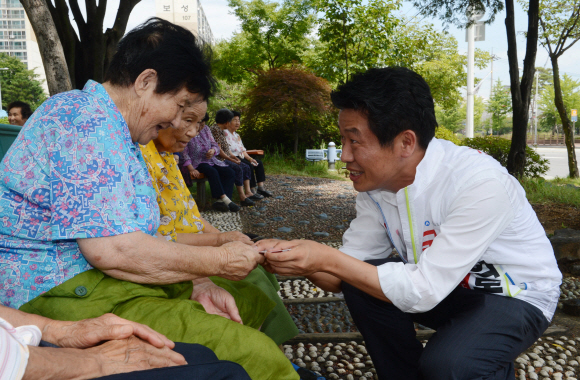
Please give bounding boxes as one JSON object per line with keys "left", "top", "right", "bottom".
{"left": 223, "top": 129, "right": 246, "bottom": 159}
{"left": 181, "top": 125, "right": 225, "bottom": 169}
{"left": 140, "top": 141, "right": 204, "bottom": 241}
{"left": 0, "top": 80, "right": 159, "bottom": 308}
{"left": 209, "top": 125, "right": 231, "bottom": 161}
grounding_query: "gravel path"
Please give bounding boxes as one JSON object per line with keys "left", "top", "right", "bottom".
{"left": 201, "top": 174, "right": 579, "bottom": 380}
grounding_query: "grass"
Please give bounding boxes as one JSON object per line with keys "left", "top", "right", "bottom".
{"left": 520, "top": 177, "right": 580, "bottom": 208}
{"left": 261, "top": 149, "right": 348, "bottom": 181}
{"left": 549, "top": 176, "right": 580, "bottom": 187}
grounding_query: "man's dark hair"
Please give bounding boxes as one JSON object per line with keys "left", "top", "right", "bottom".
{"left": 232, "top": 110, "right": 241, "bottom": 118}
{"left": 215, "top": 109, "right": 234, "bottom": 124}
{"left": 104, "top": 17, "right": 215, "bottom": 100}
{"left": 202, "top": 112, "right": 210, "bottom": 123}
{"left": 7, "top": 101, "right": 32, "bottom": 119}
{"left": 331, "top": 67, "right": 437, "bottom": 149}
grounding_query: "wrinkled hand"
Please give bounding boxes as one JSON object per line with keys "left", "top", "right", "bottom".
{"left": 231, "top": 156, "right": 241, "bottom": 165}
{"left": 189, "top": 168, "right": 202, "bottom": 179}
{"left": 218, "top": 241, "right": 264, "bottom": 281}
{"left": 44, "top": 313, "right": 175, "bottom": 349}
{"left": 88, "top": 336, "right": 186, "bottom": 376}
{"left": 205, "top": 149, "right": 215, "bottom": 159}
{"left": 256, "top": 239, "right": 325, "bottom": 276}
{"left": 191, "top": 281, "right": 243, "bottom": 324}
{"left": 217, "top": 231, "right": 253, "bottom": 246}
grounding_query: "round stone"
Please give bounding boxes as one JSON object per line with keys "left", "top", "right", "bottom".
{"left": 337, "top": 194, "right": 347, "bottom": 199}
{"left": 287, "top": 210, "right": 298, "bottom": 213}
{"left": 313, "top": 232, "right": 329, "bottom": 237}
{"left": 298, "top": 203, "right": 308, "bottom": 206}
{"left": 275, "top": 196, "right": 284, "bottom": 199}
{"left": 253, "top": 222, "right": 266, "bottom": 227}
{"left": 278, "top": 227, "right": 293, "bottom": 233}
{"left": 271, "top": 216, "right": 284, "bottom": 221}
{"left": 298, "top": 220, "right": 310, "bottom": 225}
{"left": 250, "top": 211, "right": 261, "bottom": 216}
{"left": 317, "top": 213, "right": 329, "bottom": 220}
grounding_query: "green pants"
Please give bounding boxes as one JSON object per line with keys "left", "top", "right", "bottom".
{"left": 20, "top": 269, "right": 299, "bottom": 380}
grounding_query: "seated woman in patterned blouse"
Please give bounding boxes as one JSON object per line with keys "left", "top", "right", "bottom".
{"left": 0, "top": 18, "right": 298, "bottom": 380}
{"left": 140, "top": 102, "right": 298, "bottom": 349}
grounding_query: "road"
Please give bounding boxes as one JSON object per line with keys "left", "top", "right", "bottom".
{"left": 535, "top": 146, "right": 580, "bottom": 179}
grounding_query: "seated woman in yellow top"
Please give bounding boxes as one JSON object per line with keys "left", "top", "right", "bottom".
{"left": 140, "top": 102, "right": 299, "bottom": 347}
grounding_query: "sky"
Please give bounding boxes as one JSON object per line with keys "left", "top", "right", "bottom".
{"left": 96, "top": 0, "right": 580, "bottom": 102}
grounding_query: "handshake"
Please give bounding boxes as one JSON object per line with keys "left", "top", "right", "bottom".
{"left": 218, "top": 238, "right": 327, "bottom": 281}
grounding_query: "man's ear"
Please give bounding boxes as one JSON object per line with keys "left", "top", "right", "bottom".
{"left": 399, "top": 130, "right": 418, "bottom": 158}
{"left": 133, "top": 69, "right": 159, "bottom": 98}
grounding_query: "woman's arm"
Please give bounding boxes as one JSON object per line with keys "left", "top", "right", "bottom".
{"left": 77, "top": 231, "right": 264, "bottom": 283}
{"left": 175, "top": 231, "right": 252, "bottom": 247}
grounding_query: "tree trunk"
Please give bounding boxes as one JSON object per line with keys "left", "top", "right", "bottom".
{"left": 551, "top": 56, "right": 579, "bottom": 178}
{"left": 293, "top": 117, "right": 299, "bottom": 155}
{"left": 20, "top": 0, "right": 72, "bottom": 95}
{"left": 505, "top": 0, "right": 539, "bottom": 177}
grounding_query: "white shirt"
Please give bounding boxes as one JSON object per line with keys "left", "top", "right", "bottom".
{"left": 340, "top": 138, "right": 561, "bottom": 321}
{"left": 223, "top": 130, "right": 246, "bottom": 159}
{"left": 0, "top": 317, "right": 41, "bottom": 380}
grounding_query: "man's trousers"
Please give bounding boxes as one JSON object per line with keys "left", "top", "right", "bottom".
{"left": 342, "top": 258, "right": 549, "bottom": 380}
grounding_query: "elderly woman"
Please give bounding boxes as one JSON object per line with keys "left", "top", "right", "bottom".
{"left": 179, "top": 113, "right": 247, "bottom": 212}
{"left": 229, "top": 110, "right": 272, "bottom": 196}
{"left": 141, "top": 103, "right": 299, "bottom": 346}
{"left": 0, "top": 18, "right": 297, "bottom": 380}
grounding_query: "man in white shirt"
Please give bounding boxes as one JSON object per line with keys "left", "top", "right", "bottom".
{"left": 258, "top": 67, "right": 561, "bottom": 380}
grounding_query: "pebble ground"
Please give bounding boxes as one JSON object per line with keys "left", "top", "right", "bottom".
{"left": 201, "top": 174, "right": 576, "bottom": 380}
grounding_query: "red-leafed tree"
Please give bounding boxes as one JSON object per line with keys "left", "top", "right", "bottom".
{"left": 243, "top": 67, "right": 335, "bottom": 154}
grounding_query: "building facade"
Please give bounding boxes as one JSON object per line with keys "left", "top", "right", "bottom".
{"left": 0, "top": 0, "right": 48, "bottom": 95}
{"left": 155, "top": 0, "right": 214, "bottom": 45}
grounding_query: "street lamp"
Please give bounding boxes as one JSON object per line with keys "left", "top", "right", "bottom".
{"left": 0, "top": 67, "right": 9, "bottom": 112}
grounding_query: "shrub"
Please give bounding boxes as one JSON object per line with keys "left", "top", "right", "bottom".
{"left": 461, "top": 136, "right": 549, "bottom": 178}
{"left": 434, "top": 126, "right": 462, "bottom": 145}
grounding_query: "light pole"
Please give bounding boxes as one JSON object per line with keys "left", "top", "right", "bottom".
{"left": 466, "top": 8, "right": 484, "bottom": 138}
{"left": 0, "top": 67, "right": 9, "bottom": 112}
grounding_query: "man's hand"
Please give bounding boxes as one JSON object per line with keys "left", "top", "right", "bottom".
{"left": 217, "top": 231, "right": 253, "bottom": 246}
{"left": 88, "top": 336, "right": 186, "bottom": 375}
{"left": 218, "top": 241, "right": 264, "bottom": 280}
{"left": 43, "top": 313, "right": 175, "bottom": 349}
{"left": 191, "top": 280, "right": 243, "bottom": 324}
{"left": 257, "top": 239, "right": 326, "bottom": 276}
{"left": 205, "top": 148, "right": 216, "bottom": 159}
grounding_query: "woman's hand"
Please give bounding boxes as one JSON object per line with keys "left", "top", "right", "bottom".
{"left": 217, "top": 241, "right": 264, "bottom": 281}
{"left": 217, "top": 231, "right": 253, "bottom": 246}
{"left": 256, "top": 239, "right": 327, "bottom": 276}
{"left": 190, "top": 281, "right": 243, "bottom": 324}
{"left": 189, "top": 168, "right": 202, "bottom": 179}
{"left": 89, "top": 336, "right": 186, "bottom": 375}
{"left": 43, "top": 313, "right": 175, "bottom": 349}
{"left": 250, "top": 158, "right": 258, "bottom": 167}
{"left": 205, "top": 148, "right": 216, "bottom": 159}
{"left": 229, "top": 154, "right": 241, "bottom": 164}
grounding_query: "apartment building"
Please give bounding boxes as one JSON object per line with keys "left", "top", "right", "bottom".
{"left": 155, "top": 0, "right": 214, "bottom": 45}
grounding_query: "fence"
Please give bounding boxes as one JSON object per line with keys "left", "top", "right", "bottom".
{"left": 526, "top": 133, "right": 580, "bottom": 146}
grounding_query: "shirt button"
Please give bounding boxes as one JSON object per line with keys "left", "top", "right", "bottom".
{"left": 74, "top": 286, "right": 88, "bottom": 296}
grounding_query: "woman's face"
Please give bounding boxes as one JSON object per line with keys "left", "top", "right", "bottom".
{"left": 232, "top": 116, "right": 241, "bottom": 132}
{"left": 129, "top": 71, "right": 203, "bottom": 145}
{"left": 154, "top": 101, "right": 208, "bottom": 153}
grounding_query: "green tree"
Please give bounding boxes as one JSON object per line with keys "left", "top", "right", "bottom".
{"left": 243, "top": 66, "right": 334, "bottom": 154}
{"left": 537, "top": 0, "right": 580, "bottom": 177}
{"left": 538, "top": 75, "right": 580, "bottom": 133}
{"left": 487, "top": 79, "right": 513, "bottom": 134}
{"left": 413, "top": 0, "right": 541, "bottom": 178}
{"left": 0, "top": 53, "right": 47, "bottom": 110}
{"left": 314, "top": 0, "right": 400, "bottom": 83}
{"left": 213, "top": 0, "right": 315, "bottom": 83}
{"left": 435, "top": 103, "right": 464, "bottom": 133}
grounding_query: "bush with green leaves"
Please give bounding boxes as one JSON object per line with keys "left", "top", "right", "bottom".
{"left": 461, "top": 136, "right": 549, "bottom": 178}
{"left": 434, "top": 126, "right": 462, "bottom": 145}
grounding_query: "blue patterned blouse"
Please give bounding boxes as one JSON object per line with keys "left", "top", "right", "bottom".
{"left": 0, "top": 80, "right": 159, "bottom": 308}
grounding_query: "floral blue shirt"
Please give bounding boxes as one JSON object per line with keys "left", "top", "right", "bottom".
{"left": 0, "top": 80, "right": 159, "bottom": 308}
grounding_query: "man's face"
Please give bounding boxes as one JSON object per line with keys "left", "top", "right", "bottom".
{"left": 8, "top": 107, "right": 26, "bottom": 126}
{"left": 339, "top": 109, "right": 404, "bottom": 193}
